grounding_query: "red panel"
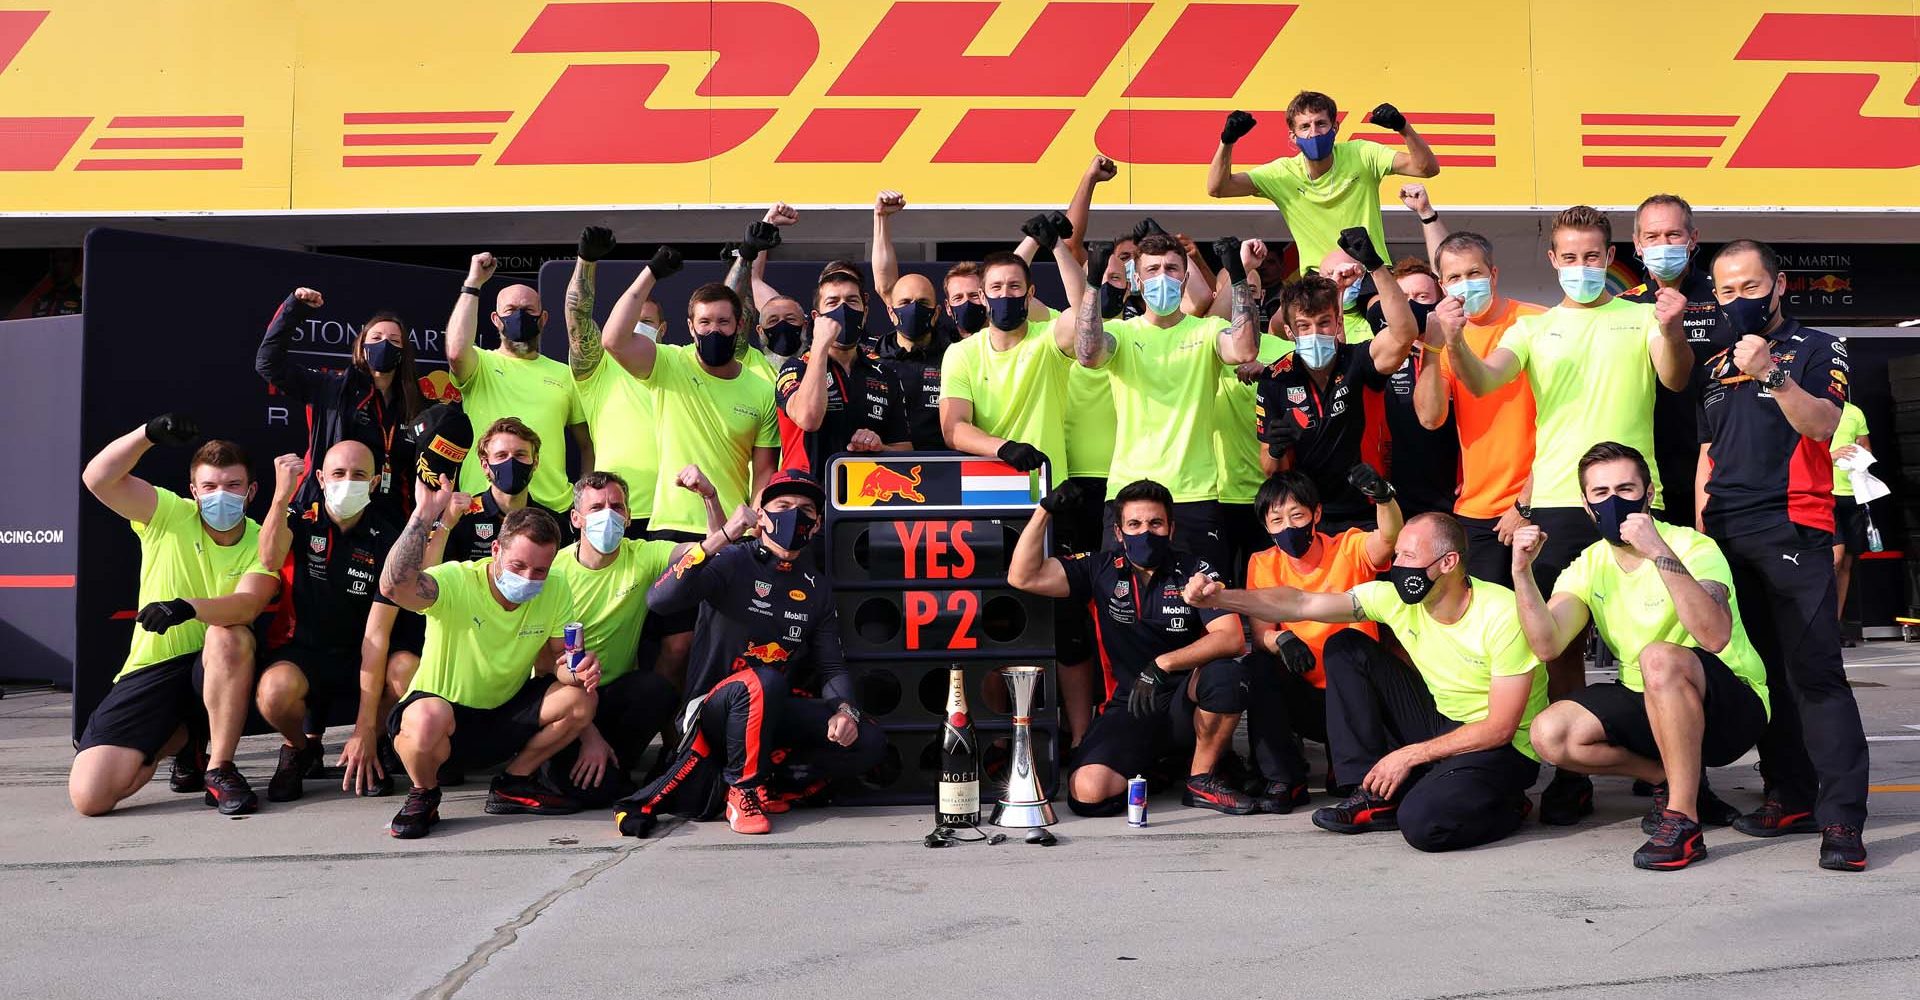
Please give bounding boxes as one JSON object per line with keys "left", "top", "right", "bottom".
{"left": 1093, "top": 109, "right": 1295, "bottom": 164}
{"left": 1402, "top": 112, "right": 1495, "bottom": 125}
{"left": 776, "top": 108, "right": 917, "bottom": 163}
{"left": 0, "top": 575, "right": 75, "bottom": 588}
{"left": 1730, "top": 73, "right": 1920, "bottom": 169}
{"left": 1124, "top": 3, "right": 1294, "bottom": 98}
{"left": 342, "top": 132, "right": 497, "bottom": 146}
{"left": 513, "top": 0, "right": 816, "bottom": 97}
{"left": 831, "top": 2, "right": 1134, "bottom": 97}
{"left": 1580, "top": 134, "right": 1725, "bottom": 148}
{"left": 1581, "top": 113, "right": 1739, "bottom": 126}
{"left": 933, "top": 108, "right": 1071, "bottom": 163}
{"left": 0, "top": 10, "right": 48, "bottom": 74}
{"left": 1736, "top": 13, "right": 1919, "bottom": 62}
{"left": 75, "top": 158, "right": 243, "bottom": 170}
{"left": 343, "top": 111, "right": 513, "bottom": 124}
{"left": 343, "top": 154, "right": 483, "bottom": 167}
{"left": 1434, "top": 155, "right": 1496, "bottom": 167}
{"left": 499, "top": 63, "right": 773, "bottom": 165}
{"left": 107, "top": 115, "right": 243, "bottom": 128}
{"left": 1581, "top": 155, "right": 1713, "bottom": 168}
{"left": 92, "top": 135, "right": 243, "bottom": 149}
{"left": 0, "top": 117, "right": 91, "bottom": 170}
{"left": 1349, "top": 132, "right": 1495, "bottom": 146}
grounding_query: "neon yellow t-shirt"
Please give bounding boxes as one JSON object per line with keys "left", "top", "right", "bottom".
{"left": 1216, "top": 334, "right": 1293, "bottom": 504}
{"left": 1497, "top": 297, "right": 1664, "bottom": 509}
{"left": 1097, "top": 313, "right": 1234, "bottom": 502}
{"left": 1832, "top": 402, "right": 1867, "bottom": 497}
{"left": 1344, "top": 311, "right": 1374, "bottom": 344}
{"left": 455, "top": 350, "right": 585, "bottom": 512}
{"left": 1065, "top": 364, "right": 1115, "bottom": 480}
{"left": 1352, "top": 579, "right": 1550, "bottom": 760}
{"left": 939, "top": 305, "right": 1071, "bottom": 488}
{"left": 640, "top": 344, "right": 778, "bottom": 534}
{"left": 575, "top": 353, "right": 658, "bottom": 518}
{"left": 1247, "top": 140, "right": 1396, "bottom": 273}
{"left": 118, "top": 489, "right": 277, "bottom": 681}
{"left": 1553, "top": 522, "right": 1769, "bottom": 713}
{"left": 409, "top": 558, "right": 571, "bottom": 709}
{"left": 550, "top": 538, "right": 676, "bottom": 687}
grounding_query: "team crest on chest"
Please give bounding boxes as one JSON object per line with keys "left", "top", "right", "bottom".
{"left": 475, "top": 523, "right": 494, "bottom": 540}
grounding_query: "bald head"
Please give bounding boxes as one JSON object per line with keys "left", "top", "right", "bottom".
{"left": 759, "top": 295, "right": 805, "bottom": 331}
{"left": 889, "top": 273, "right": 936, "bottom": 309}
{"left": 322, "top": 439, "right": 376, "bottom": 480}
{"left": 1400, "top": 512, "right": 1468, "bottom": 566}
{"left": 496, "top": 283, "right": 541, "bottom": 315}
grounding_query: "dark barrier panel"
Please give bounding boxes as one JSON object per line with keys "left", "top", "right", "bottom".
{"left": 0, "top": 315, "right": 82, "bottom": 683}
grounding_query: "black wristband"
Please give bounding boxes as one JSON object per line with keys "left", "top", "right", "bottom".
{"left": 1419, "top": 213, "right": 1440, "bottom": 225}
{"left": 461, "top": 285, "right": 480, "bottom": 297}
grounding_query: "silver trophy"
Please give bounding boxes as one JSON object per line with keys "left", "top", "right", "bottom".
{"left": 990, "top": 665, "right": 1057, "bottom": 830}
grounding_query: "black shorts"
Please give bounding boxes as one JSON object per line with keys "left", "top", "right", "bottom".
{"left": 1832, "top": 496, "right": 1869, "bottom": 555}
{"left": 263, "top": 642, "right": 361, "bottom": 710}
{"left": 1458, "top": 514, "right": 1513, "bottom": 588}
{"left": 1527, "top": 506, "right": 1602, "bottom": 594}
{"left": 389, "top": 610, "right": 425, "bottom": 657}
{"left": 1217, "top": 502, "right": 1272, "bottom": 588}
{"left": 1564, "top": 650, "right": 1767, "bottom": 768}
{"left": 1070, "top": 658, "right": 1247, "bottom": 779}
{"left": 1052, "top": 477, "right": 1108, "bottom": 665}
{"left": 77, "top": 651, "right": 207, "bottom": 764}
{"left": 643, "top": 527, "right": 706, "bottom": 635}
{"left": 387, "top": 677, "right": 553, "bottom": 770}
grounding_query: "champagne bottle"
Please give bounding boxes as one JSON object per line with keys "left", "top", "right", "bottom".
{"left": 937, "top": 665, "right": 981, "bottom": 827}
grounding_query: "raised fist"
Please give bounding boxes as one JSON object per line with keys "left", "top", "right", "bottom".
{"left": 294, "top": 287, "right": 324, "bottom": 308}
{"left": 1367, "top": 103, "right": 1407, "bottom": 133}
{"left": 1337, "top": 227, "right": 1385, "bottom": 272}
{"left": 874, "top": 190, "right": 906, "bottom": 217}
{"left": 1511, "top": 525, "right": 1546, "bottom": 570}
{"left": 467, "top": 253, "right": 497, "bottom": 285}
{"left": 1399, "top": 183, "right": 1432, "bottom": 216}
{"left": 764, "top": 202, "right": 800, "bottom": 227}
{"left": 1088, "top": 155, "right": 1117, "bottom": 183}
{"left": 647, "top": 245, "right": 684, "bottom": 281}
{"left": 144, "top": 413, "right": 199, "bottom": 448}
{"left": 577, "top": 226, "right": 616, "bottom": 263}
{"left": 1221, "top": 110, "right": 1258, "bottom": 145}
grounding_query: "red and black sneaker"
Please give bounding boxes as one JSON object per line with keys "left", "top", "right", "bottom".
{"left": 1633, "top": 809, "right": 1707, "bottom": 871}
{"left": 726, "top": 785, "right": 772, "bottom": 834}
{"left": 1311, "top": 789, "right": 1397, "bottom": 834}
{"left": 201, "top": 764, "right": 259, "bottom": 815}
{"left": 1255, "top": 780, "right": 1311, "bottom": 815}
{"left": 484, "top": 772, "right": 583, "bottom": 816}
{"left": 1538, "top": 769, "right": 1593, "bottom": 826}
{"left": 389, "top": 785, "right": 442, "bottom": 839}
{"left": 267, "top": 741, "right": 324, "bottom": 803}
{"left": 168, "top": 745, "right": 206, "bottom": 794}
{"left": 763, "top": 778, "right": 830, "bottom": 815}
{"left": 1731, "top": 795, "right": 1817, "bottom": 838}
{"left": 1818, "top": 825, "right": 1867, "bottom": 872}
{"left": 1642, "top": 779, "right": 1742, "bottom": 834}
{"left": 1182, "top": 773, "right": 1259, "bottom": 815}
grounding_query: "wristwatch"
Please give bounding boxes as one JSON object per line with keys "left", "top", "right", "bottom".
{"left": 1762, "top": 366, "right": 1789, "bottom": 391}
{"left": 836, "top": 703, "right": 863, "bottom": 724}
{"left": 1514, "top": 503, "right": 1533, "bottom": 520}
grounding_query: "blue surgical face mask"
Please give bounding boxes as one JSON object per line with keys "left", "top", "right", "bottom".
{"left": 583, "top": 508, "right": 625, "bottom": 555}
{"left": 1296, "top": 333, "right": 1338, "bottom": 370}
{"left": 1296, "top": 129, "right": 1336, "bottom": 161}
{"left": 1558, "top": 265, "right": 1607, "bottom": 304}
{"left": 197, "top": 489, "right": 246, "bottom": 532}
{"left": 1340, "top": 280, "right": 1362, "bottom": 311}
{"left": 494, "top": 564, "right": 544, "bottom": 604}
{"left": 1640, "top": 243, "right": 1691, "bottom": 282}
{"left": 1141, "top": 274, "right": 1183, "bottom": 317}
{"left": 1445, "top": 277, "right": 1494, "bottom": 318}
{"left": 986, "top": 295, "right": 1028, "bottom": 332}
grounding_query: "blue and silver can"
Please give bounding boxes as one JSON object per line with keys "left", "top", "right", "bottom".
{"left": 1126, "top": 775, "right": 1148, "bottom": 827}
{"left": 563, "top": 621, "right": 584, "bottom": 672}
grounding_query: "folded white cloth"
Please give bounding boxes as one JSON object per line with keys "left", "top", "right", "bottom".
{"left": 1838, "top": 447, "right": 1890, "bottom": 504}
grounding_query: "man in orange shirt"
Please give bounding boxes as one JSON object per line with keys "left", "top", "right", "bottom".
{"left": 1244, "top": 466, "right": 1403, "bottom": 809}
{"left": 1413, "top": 229, "right": 1545, "bottom": 587}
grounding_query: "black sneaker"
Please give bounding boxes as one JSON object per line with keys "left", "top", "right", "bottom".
{"left": 1630, "top": 779, "right": 1657, "bottom": 797}
{"left": 168, "top": 745, "right": 207, "bottom": 793}
{"left": 1538, "top": 769, "right": 1594, "bottom": 826}
{"left": 1181, "top": 773, "right": 1258, "bottom": 815}
{"left": 201, "top": 764, "right": 259, "bottom": 815}
{"left": 1642, "top": 779, "right": 1743, "bottom": 834}
{"left": 1633, "top": 809, "right": 1707, "bottom": 871}
{"left": 1255, "top": 780, "right": 1311, "bottom": 815}
{"left": 484, "top": 772, "right": 583, "bottom": 816}
{"left": 267, "top": 741, "right": 324, "bottom": 803}
{"left": 437, "top": 761, "right": 467, "bottom": 787}
{"left": 299, "top": 738, "right": 329, "bottom": 777}
{"left": 1311, "top": 789, "right": 1398, "bottom": 834}
{"left": 1818, "top": 825, "right": 1867, "bottom": 871}
{"left": 1731, "top": 795, "right": 1817, "bottom": 838}
{"left": 389, "top": 786, "right": 442, "bottom": 839}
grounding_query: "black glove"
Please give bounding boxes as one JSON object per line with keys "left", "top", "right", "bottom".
{"left": 1348, "top": 463, "right": 1397, "bottom": 503}
{"left": 740, "top": 220, "right": 781, "bottom": 261}
{"left": 135, "top": 598, "right": 196, "bottom": 635}
{"left": 1367, "top": 102, "right": 1407, "bottom": 133}
{"left": 647, "top": 245, "right": 684, "bottom": 280}
{"left": 1039, "top": 480, "right": 1085, "bottom": 517}
{"left": 1212, "top": 237, "right": 1246, "bottom": 284}
{"left": 1085, "top": 239, "right": 1114, "bottom": 281}
{"left": 1045, "top": 210, "right": 1073, "bottom": 244}
{"left": 1128, "top": 216, "right": 1168, "bottom": 245}
{"left": 1020, "top": 213, "right": 1061, "bottom": 253}
{"left": 1221, "top": 110, "right": 1257, "bottom": 145}
{"left": 143, "top": 413, "right": 199, "bottom": 448}
{"left": 1128, "top": 665, "right": 1175, "bottom": 719}
{"left": 1338, "top": 226, "right": 1385, "bottom": 272}
{"left": 996, "top": 440, "right": 1047, "bottom": 473}
{"left": 1273, "top": 630, "right": 1317, "bottom": 677}
{"left": 577, "top": 225, "right": 616, "bottom": 262}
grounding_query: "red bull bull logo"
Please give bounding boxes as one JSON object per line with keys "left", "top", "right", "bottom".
{"left": 857, "top": 464, "right": 926, "bottom": 504}
{"left": 743, "top": 641, "right": 790, "bottom": 663}
{"left": 1808, "top": 274, "right": 1852, "bottom": 294}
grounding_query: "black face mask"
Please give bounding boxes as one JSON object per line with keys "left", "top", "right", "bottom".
{"left": 1099, "top": 283, "right": 1129, "bottom": 320}
{"left": 763, "top": 507, "right": 817, "bottom": 551}
{"left": 1120, "top": 530, "right": 1170, "bottom": 569}
{"left": 1720, "top": 288, "right": 1777, "bottom": 339}
{"left": 824, "top": 304, "right": 866, "bottom": 347}
{"left": 893, "top": 302, "right": 935, "bottom": 340}
{"left": 1363, "top": 298, "right": 1437, "bottom": 336}
{"left": 1270, "top": 524, "right": 1314, "bottom": 559}
{"left": 488, "top": 457, "right": 533, "bottom": 496}
{"left": 987, "top": 295, "right": 1029, "bottom": 332}
{"left": 696, "top": 331, "right": 738, "bottom": 368}
{"left": 363, "top": 339, "right": 402, "bottom": 373}
{"left": 763, "top": 321, "right": 804, "bottom": 357}
{"left": 1589, "top": 493, "right": 1646, "bottom": 546}
{"left": 950, "top": 300, "right": 988, "bottom": 335}
{"left": 1386, "top": 558, "right": 1442, "bottom": 605}
{"left": 499, "top": 311, "right": 541, "bottom": 344}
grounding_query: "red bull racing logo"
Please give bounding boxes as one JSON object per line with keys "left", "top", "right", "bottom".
{"left": 854, "top": 464, "right": 926, "bottom": 504}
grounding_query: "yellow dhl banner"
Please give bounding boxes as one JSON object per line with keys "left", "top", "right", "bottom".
{"left": 0, "top": 0, "right": 1916, "bottom": 214}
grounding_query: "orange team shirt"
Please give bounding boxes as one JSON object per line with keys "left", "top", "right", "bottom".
{"left": 1244, "top": 528, "right": 1386, "bottom": 689}
{"left": 1438, "top": 298, "right": 1546, "bottom": 519}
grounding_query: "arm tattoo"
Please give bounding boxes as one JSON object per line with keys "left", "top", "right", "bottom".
{"left": 567, "top": 261, "right": 602, "bottom": 378}
{"left": 1653, "top": 555, "right": 1690, "bottom": 577}
{"left": 382, "top": 513, "right": 439, "bottom": 606}
{"left": 1699, "top": 581, "right": 1730, "bottom": 608}
{"left": 1349, "top": 591, "right": 1365, "bottom": 620}
{"left": 1074, "top": 290, "right": 1104, "bottom": 366}
{"left": 724, "top": 256, "right": 760, "bottom": 332}
{"left": 1231, "top": 280, "right": 1253, "bottom": 335}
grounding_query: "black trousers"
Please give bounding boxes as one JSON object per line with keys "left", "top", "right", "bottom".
{"left": 1245, "top": 651, "right": 1327, "bottom": 786}
{"left": 1321, "top": 630, "right": 1540, "bottom": 852}
{"left": 1713, "top": 520, "right": 1868, "bottom": 828}
{"left": 1218, "top": 502, "right": 1272, "bottom": 587}
{"left": 546, "top": 670, "right": 680, "bottom": 806}
{"left": 699, "top": 667, "right": 887, "bottom": 790}
{"left": 1458, "top": 514, "right": 1513, "bottom": 588}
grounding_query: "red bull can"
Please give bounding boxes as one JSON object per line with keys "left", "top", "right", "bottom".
{"left": 564, "top": 622, "right": 584, "bottom": 672}
{"left": 1127, "top": 775, "right": 1148, "bottom": 827}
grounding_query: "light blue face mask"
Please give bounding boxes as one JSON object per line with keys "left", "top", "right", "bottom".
{"left": 1340, "top": 281, "right": 1362, "bottom": 312}
{"left": 583, "top": 508, "right": 625, "bottom": 555}
{"left": 1296, "top": 333, "right": 1338, "bottom": 369}
{"left": 1640, "top": 243, "right": 1691, "bottom": 282}
{"left": 1444, "top": 277, "right": 1494, "bottom": 318}
{"left": 197, "top": 489, "right": 246, "bottom": 532}
{"left": 1141, "top": 274, "right": 1183, "bottom": 317}
{"left": 494, "top": 564, "right": 544, "bottom": 604}
{"left": 1558, "top": 265, "right": 1607, "bottom": 304}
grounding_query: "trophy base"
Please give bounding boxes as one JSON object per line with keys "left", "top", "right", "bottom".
{"left": 990, "top": 799, "right": 1057, "bottom": 829}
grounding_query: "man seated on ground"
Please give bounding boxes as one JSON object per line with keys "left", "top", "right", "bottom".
{"left": 72, "top": 416, "right": 280, "bottom": 817}
{"left": 545, "top": 467, "right": 748, "bottom": 807}
{"left": 377, "top": 480, "right": 598, "bottom": 839}
{"left": 255, "top": 442, "right": 403, "bottom": 800}
{"left": 1242, "top": 466, "right": 1401, "bottom": 809}
{"left": 1009, "top": 479, "right": 1256, "bottom": 816}
{"left": 644, "top": 470, "right": 886, "bottom": 835}
{"left": 1186, "top": 513, "right": 1549, "bottom": 852}
{"left": 1515, "top": 443, "right": 1768, "bottom": 871}
{"left": 444, "top": 417, "right": 570, "bottom": 561}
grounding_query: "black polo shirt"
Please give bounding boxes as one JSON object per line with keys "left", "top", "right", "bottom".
{"left": 276, "top": 503, "right": 399, "bottom": 654}
{"left": 1255, "top": 341, "right": 1389, "bottom": 526}
{"left": 1060, "top": 547, "right": 1227, "bottom": 701}
{"left": 875, "top": 330, "right": 952, "bottom": 451}
{"left": 774, "top": 349, "right": 910, "bottom": 474}
{"left": 1382, "top": 344, "right": 1459, "bottom": 516}
{"left": 442, "top": 491, "right": 571, "bottom": 564}
{"left": 1697, "top": 317, "right": 1848, "bottom": 536}
{"left": 1622, "top": 266, "right": 1724, "bottom": 524}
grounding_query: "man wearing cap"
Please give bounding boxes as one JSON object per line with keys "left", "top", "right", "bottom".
{"left": 645, "top": 470, "right": 885, "bottom": 834}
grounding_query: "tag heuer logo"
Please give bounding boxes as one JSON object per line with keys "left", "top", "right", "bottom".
{"left": 1286, "top": 386, "right": 1307, "bottom": 405}
{"left": 1114, "top": 580, "right": 1130, "bottom": 598}
{"left": 308, "top": 536, "right": 327, "bottom": 554}
{"left": 754, "top": 580, "right": 771, "bottom": 598}
{"left": 475, "top": 523, "right": 495, "bottom": 540}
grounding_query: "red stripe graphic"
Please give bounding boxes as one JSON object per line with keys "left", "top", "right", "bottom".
{"left": 1581, "top": 113, "right": 1739, "bottom": 127}
{"left": 0, "top": 575, "right": 75, "bottom": 588}
{"left": 1434, "top": 155, "right": 1497, "bottom": 167}
{"left": 1402, "top": 112, "right": 1495, "bottom": 125}
{"left": 1124, "top": 3, "right": 1295, "bottom": 98}
{"left": 342, "top": 132, "right": 497, "bottom": 146}
{"left": 1350, "top": 132, "right": 1496, "bottom": 146}
{"left": 76, "top": 158, "right": 243, "bottom": 170}
{"left": 107, "top": 115, "right": 243, "bottom": 128}
{"left": 933, "top": 109, "right": 1071, "bottom": 163}
{"left": 1582, "top": 155, "right": 1713, "bottom": 168}
{"left": 343, "top": 154, "right": 482, "bottom": 167}
{"left": 92, "top": 136, "right": 243, "bottom": 150}
{"left": 0, "top": 9, "right": 48, "bottom": 73}
{"left": 1581, "top": 134, "right": 1726, "bottom": 148}
{"left": 777, "top": 108, "right": 916, "bottom": 163}
{"left": 344, "top": 111, "right": 513, "bottom": 124}
{"left": 1737, "top": 12, "right": 1920, "bottom": 62}
{"left": 0, "top": 116, "right": 90, "bottom": 171}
